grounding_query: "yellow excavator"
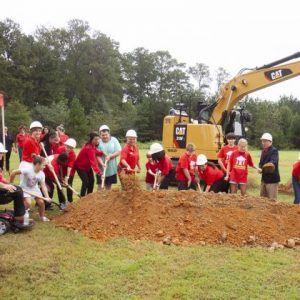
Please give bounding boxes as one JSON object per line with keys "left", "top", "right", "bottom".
{"left": 162, "top": 52, "right": 300, "bottom": 163}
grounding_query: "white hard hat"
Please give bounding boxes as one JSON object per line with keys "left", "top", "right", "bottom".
{"left": 0, "top": 143, "right": 7, "bottom": 153}
{"left": 149, "top": 143, "right": 164, "bottom": 155}
{"left": 196, "top": 154, "right": 208, "bottom": 166}
{"left": 260, "top": 133, "right": 273, "bottom": 142}
{"left": 30, "top": 121, "right": 43, "bottom": 130}
{"left": 126, "top": 129, "right": 137, "bottom": 138}
{"left": 64, "top": 138, "right": 77, "bottom": 149}
{"left": 99, "top": 125, "right": 110, "bottom": 132}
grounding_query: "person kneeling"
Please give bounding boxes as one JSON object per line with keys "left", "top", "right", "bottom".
{"left": 10, "top": 156, "right": 51, "bottom": 222}
{"left": 196, "top": 154, "right": 227, "bottom": 193}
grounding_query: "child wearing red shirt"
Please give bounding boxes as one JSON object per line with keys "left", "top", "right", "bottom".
{"left": 292, "top": 158, "right": 300, "bottom": 204}
{"left": 218, "top": 132, "right": 238, "bottom": 173}
{"left": 16, "top": 125, "right": 27, "bottom": 162}
{"left": 74, "top": 132, "right": 104, "bottom": 197}
{"left": 196, "top": 154, "right": 227, "bottom": 193}
{"left": 145, "top": 152, "right": 158, "bottom": 190}
{"left": 149, "top": 143, "right": 174, "bottom": 190}
{"left": 176, "top": 143, "right": 197, "bottom": 190}
{"left": 225, "top": 139, "right": 260, "bottom": 195}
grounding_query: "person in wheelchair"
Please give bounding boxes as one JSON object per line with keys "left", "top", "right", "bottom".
{"left": 0, "top": 142, "right": 31, "bottom": 228}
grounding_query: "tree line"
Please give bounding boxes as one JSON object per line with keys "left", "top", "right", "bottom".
{"left": 1, "top": 18, "right": 300, "bottom": 148}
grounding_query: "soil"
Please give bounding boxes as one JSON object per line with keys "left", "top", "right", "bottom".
{"left": 54, "top": 176, "right": 300, "bottom": 247}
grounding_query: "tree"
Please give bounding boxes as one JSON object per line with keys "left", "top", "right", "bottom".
{"left": 67, "top": 97, "right": 89, "bottom": 144}
{"left": 5, "top": 99, "right": 31, "bottom": 134}
{"left": 215, "top": 67, "right": 230, "bottom": 91}
{"left": 289, "top": 113, "right": 300, "bottom": 148}
{"left": 188, "top": 63, "right": 211, "bottom": 92}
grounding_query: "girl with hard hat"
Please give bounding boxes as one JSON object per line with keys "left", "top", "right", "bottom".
{"left": 74, "top": 132, "right": 105, "bottom": 197}
{"left": 149, "top": 143, "right": 174, "bottom": 189}
{"left": 57, "top": 138, "right": 77, "bottom": 202}
{"left": 217, "top": 132, "right": 238, "bottom": 173}
{"left": 196, "top": 154, "right": 227, "bottom": 193}
{"left": 175, "top": 143, "right": 197, "bottom": 190}
{"left": 225, "top": 138, "right": 261, "bottom": 195}
{"left": 20, "top": 121, "right": 43, "bottom": 170}
{"left": 118, "top": 129, "right": 141, "bottom": 174}
{"left": 98, "top": 125, "right": 121, "bottom": 190}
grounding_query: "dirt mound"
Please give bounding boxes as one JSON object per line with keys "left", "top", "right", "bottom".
{"left": 279, "top": 183, "right": 293, "bottom": 194}
{"left": 54, "top": 181, "right": 300, "bottom": 247}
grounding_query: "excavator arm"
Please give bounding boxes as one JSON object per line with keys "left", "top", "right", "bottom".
{"left": 201, "top": 52, "right": 300, "bottom": 126}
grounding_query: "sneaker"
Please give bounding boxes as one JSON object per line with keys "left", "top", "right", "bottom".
{"left": 40, "top": 216, "right": 50, "bottom": 222}
{"left": 59, "top": 203, "right": 66, "bottom": 211}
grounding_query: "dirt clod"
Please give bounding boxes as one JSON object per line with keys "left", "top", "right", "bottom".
{"left": 54, "top": 177, "right": 300, "bottom": 247}
{"left": 286, "top": 238, "right": 296, "bottom": 249}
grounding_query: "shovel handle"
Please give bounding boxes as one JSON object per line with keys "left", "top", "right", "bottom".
{"left": 23, "top": 190, "right": 52, "bottom": 202}
{"left": 197, "top": 182, "right": 202, "bottom": 193}
{"left": 101, "top": 161, "right": 108, "bottom": 189}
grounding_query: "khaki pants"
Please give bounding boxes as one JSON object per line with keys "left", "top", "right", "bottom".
{"left": 260, "top": 182, "right": 278, "bottom": 200}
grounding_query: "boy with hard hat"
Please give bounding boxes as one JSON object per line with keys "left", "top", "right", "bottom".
{"left": 196, "top": 154, "right": 227, "bottom": 193}
{"left": 258, "top": 133, "right": 280, "bottom": 200}
{"left": 98, "top": 125, "right": 121, "bottom": 190}
{"left": 118, "top": 129, "right": 141, "bottom": 174}
{"left": 149, "top": 143, "right": 174, "bottom": 189}
{"left": 175, "top": 143, "right": 197, "bottom": 190}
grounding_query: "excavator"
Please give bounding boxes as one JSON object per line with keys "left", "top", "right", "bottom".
{"left": 162, "top": 52, "right": 300, "bottom": 162}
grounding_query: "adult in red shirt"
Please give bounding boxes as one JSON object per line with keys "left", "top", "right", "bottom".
{"left": 74, "top": 132, "right": 105, "bottom": 197}
{"left": 196, "top": 154, "right": 227, "bottom": 193}
{"left": 217, "top": 132, "right": 238, "bottom": 173}
{"left": 292, "top": 158, "right": 300, "bottom": 205}
{"left": 225, "top": 138, "right": 261, "bottom": 195}
{"left": 176, "top": 143, "right": 197, "bottom": 190}
{"left": 118, "top": 129, "right": 141, "bottom": 174}
{"left": 145, "top": 151, "right": 158, "bottom": 190}
{"left": 57, "top": 125, "right": 69, "bottom": 145}
{"left": 57, "top": 138, "right": 77, "bottom": 203}
{"left": 20, "top": 121, "right": 43, "bottom": 169}
{"left": 149, "top": 143, "right": 174, "bottom": 190}
{"left": 44, "top": 153, "right": 68, "bottom": 208}
{"left": 16, "top": 125, "right": 27, "bottom": 162}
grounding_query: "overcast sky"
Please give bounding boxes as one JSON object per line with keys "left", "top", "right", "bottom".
{"left": 2, "top": 0, "right": 300, "bottom": 100}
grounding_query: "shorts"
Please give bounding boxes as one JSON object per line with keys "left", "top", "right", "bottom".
{"left": 229, "top": 181, "right": 246, "bottom": 185}
{"left": 96, "top": 174, "right": 117, "bottom": 185}
{"left": 21, "top": 187, "right": 43, "bottom": 199}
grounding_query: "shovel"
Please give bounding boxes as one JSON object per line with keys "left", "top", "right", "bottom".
{"left": 153, "top": 171, "right": 161, "bottom": 191}
{"left": 101, "top": 161, "right": 108, "bottom": 190}
{"left": 197, "top": 182, "right": 202, "bottom": 193}
{"left": 23, "top": 190, "right": 52, "bottom": 202}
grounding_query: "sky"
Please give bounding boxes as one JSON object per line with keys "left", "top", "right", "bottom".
{"left": 2, "top": 0, "right": 300, "bottom": 100}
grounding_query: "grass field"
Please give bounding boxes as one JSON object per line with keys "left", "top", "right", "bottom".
{"left": 0, "top": 149, "right": 299, "bottom": 299}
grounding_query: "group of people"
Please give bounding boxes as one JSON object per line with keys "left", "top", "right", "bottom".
{"left": 0, "top": 120, "right": 299, "bottom": 229}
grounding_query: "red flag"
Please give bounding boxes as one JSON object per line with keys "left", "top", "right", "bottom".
{"left": 0, "top": 94, "right": 4, "bottom": 107}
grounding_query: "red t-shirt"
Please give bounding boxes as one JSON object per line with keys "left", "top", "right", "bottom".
{"left": 198, "top": 165, "right": 224, "bottom": 186}
{"left": 156, "top": 155, "right": 173, "bottom": 176}
{"left": 217, "top": 145, "right": 238, "bottom": 169}
{"left": 44, "top": 154, "right": 66, "bottom": 181}
{"left": 292, "top": 161, "right": 300, "bottom": 177}
{"left": 229, "top": 150, "right": 254, "bottom": 183}
{"left": 176, "top": 152, "right": 197, "bottom": 181}
{"left": 22, "top": 136, "right": 41, "bottom": 163}
{"left": 0, "top": 173, "right": 8, "bottom": 183}
{"left": 74, "top": 144, "right": 103, "bottom": 174}
{"left": 16, "top": 133, "right": 26, "bottom": 149}
{"left": 57, "top": 146, "right": 76, "bottom": 176}
{"left": 119, "top": 144, "right": 139, "bottom": 172}
{"left": 59, "top": 133, "right": 69, "bottom": 145}
{"left": 145, "top": 161, "right": 158, "bottom": 184}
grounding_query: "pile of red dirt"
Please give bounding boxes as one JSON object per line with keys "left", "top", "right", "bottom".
{"left": 278, "top": 183, "right": 293, "bottom": 194}
{"left": 54, "top": 178, "right": 300, "bottom": 247}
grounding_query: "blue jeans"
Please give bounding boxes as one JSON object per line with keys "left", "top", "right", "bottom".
{"left": 292, "top": 176, "right": 300, "bottom": 204}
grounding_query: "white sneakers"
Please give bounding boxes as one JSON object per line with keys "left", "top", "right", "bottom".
{"left": 40, "top": 216, "right": 50, "bottom": 222}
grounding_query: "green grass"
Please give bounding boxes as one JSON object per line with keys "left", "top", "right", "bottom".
{"left": 0, "top": 149, "right": 299, "bottom": 299}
